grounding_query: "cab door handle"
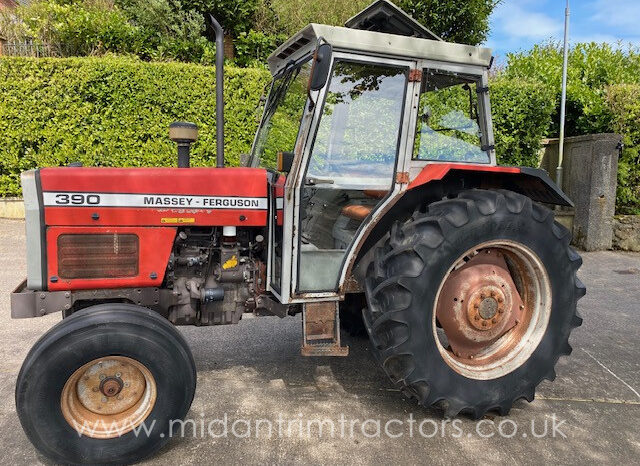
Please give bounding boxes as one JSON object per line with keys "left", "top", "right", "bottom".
{"left": 305, "top": 177, "right": 334, "bottom": 186}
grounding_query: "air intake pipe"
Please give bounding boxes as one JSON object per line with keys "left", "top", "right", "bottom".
{"left": 169, "top": 121, "right": 198, "bottom": 168}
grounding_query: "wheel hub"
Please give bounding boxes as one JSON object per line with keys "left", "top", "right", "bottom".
{"left": 436, "top": 249, "right": 525, "bottom": 359}
{"left": 100, "top": 376, "right": 124, "bottom": 397}
{"left": 61, "top": 356, "right": 156, "bottom": 438}
{"left": 467, "top": 285, "right": 506, "bottom": 330}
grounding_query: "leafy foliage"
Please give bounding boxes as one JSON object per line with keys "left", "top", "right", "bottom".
{"left": 233, "top": 30, "right": 287, "bottom": 67}
{"left": 0, "top": 56, "right": 270, "bottom": 196}
{"left": 115, "top": 0, "right": 211, "bottom": 62}
{"left": 502, "top": 42, "right": 640, "bottom": 212}
{"left": 252, "top": 0, "right": 499, "bottom": 46}
{"left": 490, "top": 77, "right": 556, "bottom": 167}
{"left": 397, "top": 0, "right": 500, "bottom": 45}
{"left": 0, "top": 0, "right": 212, "bottom": 62}
{"left": 606, "top": 85, "right": 640, "bottom": 214}
{"left": 503, "top": 42, "right": 640, "bottom": 137}
{"left": 181, "top": 0, "right": 259, "bottom": 37}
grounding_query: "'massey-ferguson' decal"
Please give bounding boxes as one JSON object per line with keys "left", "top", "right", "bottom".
{"left": 43, "top": 192, "right": 268, "bottom": 210}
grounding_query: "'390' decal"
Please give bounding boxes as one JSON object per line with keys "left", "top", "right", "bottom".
{"left": 53, "top": 193, "right": 101, "bottom": 205}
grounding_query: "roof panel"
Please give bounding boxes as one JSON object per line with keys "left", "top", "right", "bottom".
{"left": 267, "top": 24, "right": 492, "bottom": 74}
{"left": 345, "top": 0, "right": 442, "bottom": 41}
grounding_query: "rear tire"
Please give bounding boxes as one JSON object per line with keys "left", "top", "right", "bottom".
{"left": 16, "top": 304, "right": 196, "bottom": 465}
{"left": 363, "top": 189, "right": 584, "bottom": 418}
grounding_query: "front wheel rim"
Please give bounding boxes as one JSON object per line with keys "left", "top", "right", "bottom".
{"left": 433, "top": 240, "right": 552, "bottom": 380}
{"left": 60, "top": 356, "right": 157, "bottom": 439}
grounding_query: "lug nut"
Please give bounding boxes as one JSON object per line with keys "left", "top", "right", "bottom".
{"left": 101, "top": 397, "right": 107, "bottom": 403}
{"left": 92, "top": 387, "right": 99, "bottom": 392}
{"left": 492, "top": 318, "right": 497, "bottom": 324}
{"left": 519, "top": 305, "right": 525, "bottom": 310}
{"left": 115, "top": 372, "right": 121, "bottom": 378}
{"left": 481, "top": 321, "right": 487, "bottom": 327}
{"left": 99, "top": 374, "right": 106, "bottom": 380}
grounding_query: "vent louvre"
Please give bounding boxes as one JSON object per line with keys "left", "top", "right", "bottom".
{"left": 58, "top": 234, "right": 139, "bottom": 279}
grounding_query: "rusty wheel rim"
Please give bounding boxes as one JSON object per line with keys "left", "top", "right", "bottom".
{"left": 433, "top": 240, "right": 552, "bottom": 380}
{"left": 61, "top": 356, "right": 157, "bottom": 439}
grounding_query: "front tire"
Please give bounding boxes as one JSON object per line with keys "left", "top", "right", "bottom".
{"left": 363, "top": 189, "right": 584, "bottom": 418}
{"left": 16, "top": 304, "right": 196, "bottom": 465}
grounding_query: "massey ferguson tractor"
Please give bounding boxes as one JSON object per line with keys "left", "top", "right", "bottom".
{"left": 11, "top": 1, "right": 584, "bottom": 463}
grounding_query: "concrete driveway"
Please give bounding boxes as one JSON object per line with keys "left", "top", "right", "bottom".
{"left": 0, "top": 218, "right": 638, "bottom": 465}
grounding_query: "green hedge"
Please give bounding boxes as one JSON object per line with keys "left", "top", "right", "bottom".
{"left": 502, "top": 43, "right": 640, "bottom": 212}
{"left": 0, "top": 56, "right": 271, "bottom": 196}
{"left": 490, "top": 77, "right": 556, "bottom": 167}
{"left": 607, "top": 84, "right": 640, "bottom": 214}
{"left": 0, "top": 56, "right": 572, "bottom": 198}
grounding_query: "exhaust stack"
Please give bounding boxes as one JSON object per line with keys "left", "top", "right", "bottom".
{"left": 209, "top": 14, "right": 225, "bottom": 168}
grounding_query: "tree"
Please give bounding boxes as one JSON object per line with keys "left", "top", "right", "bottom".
{"left": 181, "top": 0, "right": 259, "bottom": 37}
{"left": 253, "top": 0, "right": 499, "bottom": 46}
{"left": 397, "top": 0, "right": 500, "bottom": 45}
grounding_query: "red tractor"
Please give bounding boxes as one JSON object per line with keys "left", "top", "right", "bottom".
{"left": 11, "top": 1, "right": 584, "bottom": 463}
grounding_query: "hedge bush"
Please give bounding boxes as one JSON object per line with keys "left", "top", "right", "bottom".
{"left": 606, "top": 84, "right": 640, "bottom": 214}
{"left": 503, "top": 43, "right": 640, "bottom": 137}
{"left": 503, "top": 43, "right": 640, "bottom": 212}
{"left": 0, "top": 56, "right": 271, "bottom": 196}
{"left": 0, "top": 55, "right": 594, "bottom": 200}
{"left": 490, "top": 77, "right": 556, "bottom": 167}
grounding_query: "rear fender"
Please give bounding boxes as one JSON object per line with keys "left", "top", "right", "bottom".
{"left": 343, "top": 164, "right": 572, "bottom": 288}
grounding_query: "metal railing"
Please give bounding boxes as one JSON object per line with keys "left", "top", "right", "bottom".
{"left": 0, "top": 41, "right": 59, "bottom": 57}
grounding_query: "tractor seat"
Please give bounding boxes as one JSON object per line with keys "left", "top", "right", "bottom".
{"left": 341, "top": 190, "right": 388, "bottom": 221}
{"left": 341, "top": 204, "right": 373, "bottom": 221}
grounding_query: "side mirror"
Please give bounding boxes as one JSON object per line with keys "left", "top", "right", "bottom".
{"left": 309, "top": 43, "right": 332, "bottom": 91}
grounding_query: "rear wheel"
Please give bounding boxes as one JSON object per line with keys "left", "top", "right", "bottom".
{"left": 16, "top": 304, "right": 196, "bottom": 464}
{"left": 363, "top": 189, "right": 584, "bottom": 418}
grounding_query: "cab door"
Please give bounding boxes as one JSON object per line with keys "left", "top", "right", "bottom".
{"left": 291, "top": 54, "right": 415, "bottom": 297}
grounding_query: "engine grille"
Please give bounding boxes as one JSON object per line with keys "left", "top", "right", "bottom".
{"left": 57, "top": 234, "right": 139, "bottom": 279}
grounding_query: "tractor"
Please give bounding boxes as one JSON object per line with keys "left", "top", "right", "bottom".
{"left": 11, "top": 1, "right": 584, "bottom": 463}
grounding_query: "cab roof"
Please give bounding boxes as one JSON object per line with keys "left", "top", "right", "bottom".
{"left": 267, "top": 0, "right": 492, "bottom": 75}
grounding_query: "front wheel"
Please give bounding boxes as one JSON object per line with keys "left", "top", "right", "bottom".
{"left": 363, "top": 189, "right": 584, "bottom": 418}
{"left": 16, "top": 304, "right": 196, "bottom": 464}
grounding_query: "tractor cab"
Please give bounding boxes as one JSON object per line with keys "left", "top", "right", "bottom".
{"left": 249, "top": 0, "right": 495, "bottom": 304}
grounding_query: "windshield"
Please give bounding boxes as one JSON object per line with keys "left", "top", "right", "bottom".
{"left": 250, "top": 61, "right": 311, "bottom": 169}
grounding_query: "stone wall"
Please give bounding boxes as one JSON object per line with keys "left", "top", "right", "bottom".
{"left": 613, "top": 216, "right": 640, "bottom": 252}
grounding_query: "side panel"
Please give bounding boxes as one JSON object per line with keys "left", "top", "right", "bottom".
{"left": 46, "top": 226, "right": 176, "bottom": 291}
{"left": 40, "top": 167, "right": 269, "bottom": 227}
{"left": 21, "top": 171, "right": 46, "bottom": 290}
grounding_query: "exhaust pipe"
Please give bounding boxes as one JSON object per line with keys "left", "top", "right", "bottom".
{"left": 209, "top": 14, "right": 225, "bottom": 168}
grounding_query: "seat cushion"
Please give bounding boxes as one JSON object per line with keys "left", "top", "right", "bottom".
{"left": 341, "top": 204, "right": 373, "bottom": 221}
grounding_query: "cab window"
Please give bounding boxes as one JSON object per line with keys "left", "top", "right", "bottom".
{"left": 413, "top": 69, "right": 490, "bottom": 163}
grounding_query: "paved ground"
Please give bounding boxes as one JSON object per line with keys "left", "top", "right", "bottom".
{"left": 0, "top": 218, "right": 639, "bottom": 465}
